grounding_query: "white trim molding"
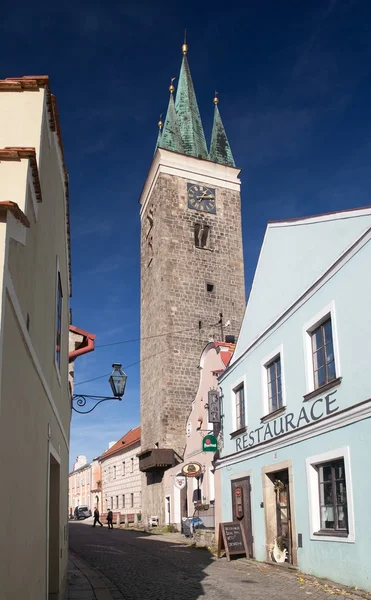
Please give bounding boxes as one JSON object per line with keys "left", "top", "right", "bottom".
{"left": 260, "top": 344, "right": 286, "bottom": 417}
{"left": 306, "top": 446, "right": 355, "bottom": 543}
{"left": 302, "top": 301, "right": 341, "bottom": 395}
{"left": 230, "top": 374, "right": 247, "bottom": 432}
{"left": 139, "top": 148, "right": 241, "bottom": 217}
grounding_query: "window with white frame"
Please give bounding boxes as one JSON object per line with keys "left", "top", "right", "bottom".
{"left": 311, "top": 318, "right": 336, "bottom": 389}
{"left": 130, "top": 493, "right": 134, "bottom": 508}
{"left": 113, "top": 466, "right": 116, "bottom": 479}
{"left": 122, "top": 461, "right": 125, "bottom": 476}
{"left": 122, "top": 494, "right": 125, "bottom": 508}
{"left": 304, "top": 303, "right": 341, "bottom": 395}
{"left": 234, "top": 383, "right": 246, "bottom": 430}
{"left": 306, "top": 447, "right": 354, "bottom": 542}
{"left": 130, "top": 457, "right": 134, "bottom": 473}
{"left": 266, "top": 355, "right": 283, "bottom": 412}
{"left": 55, "top": 272, "right": 63, "bottom": 369}
{"left": 318, "top": 458, "right": 348, "bottom": 533}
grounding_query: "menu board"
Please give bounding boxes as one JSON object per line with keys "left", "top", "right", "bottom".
{"left": 217, "top": 522, "right": 248, "bottom": 561}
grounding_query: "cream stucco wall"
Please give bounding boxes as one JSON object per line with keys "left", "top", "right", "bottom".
{"left": 0, "top": 83, "right": 70, "bottom": 599}
{"left": 164, "top": 343, "right": 230, "bottom": 527}
{"left": 101, "top": 442, "right": 142, "bottom": 515}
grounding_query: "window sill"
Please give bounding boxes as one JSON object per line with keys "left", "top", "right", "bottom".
{"left": 261, "top": 406, "right": 286, "bottom": 423}
{"left": 313, "top": 530, "right": 348, "bottom": 538}
{"left": 303, "top": 377, "right": 342, "bottom": 402}
{"left": 230, "top": 426, "right": 247, "bottom": 439}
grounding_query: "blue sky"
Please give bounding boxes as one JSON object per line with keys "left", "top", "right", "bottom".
{"left": 2, "top": 0, "right": 371, "bottom": 469}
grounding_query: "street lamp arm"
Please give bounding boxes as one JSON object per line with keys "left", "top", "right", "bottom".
{"left": 72, "top": 394, "right": 123, "bottom": 414}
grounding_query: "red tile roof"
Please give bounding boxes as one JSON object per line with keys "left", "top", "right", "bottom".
{"left": 100, "top": 426, "right": 141, "bottom": 461}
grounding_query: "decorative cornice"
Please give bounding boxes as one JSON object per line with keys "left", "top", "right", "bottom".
{"left": 0, "top": 147, "right": 42, "bottom": 202}
{"left": 0, "top": 76, "right": 56, "bottom": 132}
{"left": 0, "top": 201, "right": 30, "bottom": 228}
{"left": 216, "top": 397, "right": 371, "bottom": 469}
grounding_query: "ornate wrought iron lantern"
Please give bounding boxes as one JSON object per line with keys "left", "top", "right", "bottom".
{"left": 72, "top": 363, "right": 128, "bottom": 414}
{"left": 108, "top": 363, "right": 127, "bottom": 397}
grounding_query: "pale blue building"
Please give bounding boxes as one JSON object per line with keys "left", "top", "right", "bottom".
{"left": 217, "top": 207, "right": 371, "bottom": 590}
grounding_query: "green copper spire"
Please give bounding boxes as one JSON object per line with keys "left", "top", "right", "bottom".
{"left": 175, "top": 43, "right": 208, "bottom": 160}
{"left": 158, "top": 81, "right": 184, "bottom": 154}
{"left": 209, "top": 95, "right": 235, "bottom": 167}
{"left": 154, "top": 115, "right": 163, "bottom": 153}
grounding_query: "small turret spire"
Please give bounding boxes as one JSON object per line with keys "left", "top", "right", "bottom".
{"left": 158, "top": 79, "right": 184, "bottom": 154}
{"left": 154, "top": 114, "right": 163, "bottom": 154}
{"left": 209, "top": 93, "right": 235, "bottom": 167}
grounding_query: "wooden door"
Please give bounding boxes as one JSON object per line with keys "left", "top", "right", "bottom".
{"left": 274, "top": 469, "right": 292, "bottom": 563}
{"left": 231, "top": 477, "right": 253, "bottom": 557}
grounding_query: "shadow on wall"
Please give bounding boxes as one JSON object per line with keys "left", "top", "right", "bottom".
{"left": 68, "top": 525, "right": 214, "bottom": 599}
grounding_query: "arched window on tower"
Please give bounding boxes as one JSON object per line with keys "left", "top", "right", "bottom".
{"left": 194, "top": 224, "right": 210, "bottom": 249}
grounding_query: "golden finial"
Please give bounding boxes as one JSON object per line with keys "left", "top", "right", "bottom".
{"left": 158, "top": 114, "right": 163, "bottom": 129}
{"left": 169, "top": 77, "right": 176, "bottom": 94}
{"left": 182, "top": 28, "right": 188, "bottom": 55}
{"left": 213, "top": 90, "right": 219, "bottom": 104}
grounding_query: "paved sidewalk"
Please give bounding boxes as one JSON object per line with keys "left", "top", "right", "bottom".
{"left": 64, "top": 551, "right": 124, "bottom": 599}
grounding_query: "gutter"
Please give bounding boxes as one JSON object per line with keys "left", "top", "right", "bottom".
{"left": 69, "top": 325, "right": 96, "bottom": 363}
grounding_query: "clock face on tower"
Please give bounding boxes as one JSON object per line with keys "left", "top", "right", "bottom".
{"left": 187, "top": 183, "right": 216, "bottom": 214}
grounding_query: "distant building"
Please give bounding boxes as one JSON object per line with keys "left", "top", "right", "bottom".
{"left": 68, "top": 455, "right": 102, "bottom": 515}
{"left": 0, "top": 75, "right": 72, "bottom": 599}
{"left": 100, "top": 427, "right": 141, "bottom": 521}
{"left": 217, "top": 208, "right": 371, "bottom": 591}
{"left": 164, "top": 342, "right": 234, "bottom": 530}
{"left": 69, "top": 457, "right": 91, "bottom": 511}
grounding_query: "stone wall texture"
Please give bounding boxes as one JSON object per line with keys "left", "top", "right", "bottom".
{"left": 140, "top": 172, "right": 246, "bottom": 522}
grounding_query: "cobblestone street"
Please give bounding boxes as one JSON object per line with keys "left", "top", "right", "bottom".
{"left": 68, "top": 522, "right": 366, "bottom": 600}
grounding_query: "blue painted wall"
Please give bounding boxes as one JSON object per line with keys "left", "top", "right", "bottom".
{"left": 220, "top": 418, "right": 371, "bottom": 590}
{"left": 218, "top": 216, "right": 371, "bottom": 590}
{"left": 234, "top": 211, "right": 371, "bottom": 355}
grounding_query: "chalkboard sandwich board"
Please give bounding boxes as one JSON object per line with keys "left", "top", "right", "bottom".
{"left": 218, "top": 522, "right": 248, "bottom": 561}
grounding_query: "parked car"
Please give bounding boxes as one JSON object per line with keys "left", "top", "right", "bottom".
{"left": 74, "top": 506, "right": 92, "bottom": 520}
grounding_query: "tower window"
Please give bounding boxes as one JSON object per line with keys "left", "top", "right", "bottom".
{"left": 194, "top": 224, "right": 210, "bottom": 249}
{"left": 206, "top": 283, "right": 215, "bottom": 293}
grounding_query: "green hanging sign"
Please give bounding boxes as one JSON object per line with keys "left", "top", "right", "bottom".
{"left": 202, "top": 434, "right": 218, "bottom": 453}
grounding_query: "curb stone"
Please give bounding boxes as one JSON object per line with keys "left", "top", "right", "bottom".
{"left": 64, "top": 551, "right": 124, "bottom": 599}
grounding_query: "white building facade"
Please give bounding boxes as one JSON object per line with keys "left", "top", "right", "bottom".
{"left": 100, "top": 427, "right": 141, "bottom": 521}
{"left": 0, "top": 75, "right": 71, "bottom": 600}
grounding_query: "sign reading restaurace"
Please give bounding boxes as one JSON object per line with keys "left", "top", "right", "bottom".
{"left": 235, "top": 390, "right": 339, "bottom": 453}
{"left": 202, "top": 434, "right": 218, "bottom": 452}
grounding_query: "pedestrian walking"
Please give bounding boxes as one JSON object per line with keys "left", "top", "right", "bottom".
{"left": 92, "top": 507, "right": 103, "bottom": 527}
{"left": 107, "top": 509, "right": 113, "bottom": 529}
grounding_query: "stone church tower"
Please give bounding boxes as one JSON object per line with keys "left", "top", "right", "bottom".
{"left": 138, "top": 42, "right": 246, "bottom": 523}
